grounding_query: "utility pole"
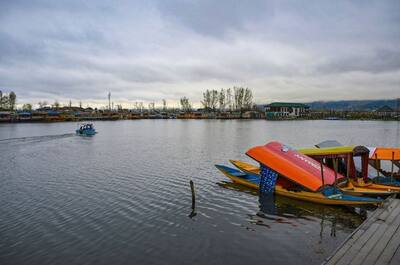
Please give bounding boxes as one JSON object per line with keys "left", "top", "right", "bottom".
{"left": 108, "top": 92, "right": 111, "bottom": 111}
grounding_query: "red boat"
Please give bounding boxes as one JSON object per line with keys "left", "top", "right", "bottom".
{"left": 246, "top": 141, "right": 344, "bottom": 192}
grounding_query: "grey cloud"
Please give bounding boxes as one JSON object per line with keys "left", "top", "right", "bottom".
{"left": 156, "top": 0, "right": 275, "bottom": 37}
{"left": 317, "top": 49, "right": 400, "bottom": 74}
{"left": 0, "top": 0, "right": 399, "bottom": 105}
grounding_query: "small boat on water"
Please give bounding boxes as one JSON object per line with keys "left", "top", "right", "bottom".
{"left": 76, "top": 123, "right": 97, "bottom": 136}
{"left": 229, "top": 160, "right": 396, "bottom": 197}
{"left": 215, "top": 165, "right": 382, "bottom": 206}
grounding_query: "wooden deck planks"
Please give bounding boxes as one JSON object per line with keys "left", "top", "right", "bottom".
{"left": 324, "top": 198, "right": 400, "bottom": 265}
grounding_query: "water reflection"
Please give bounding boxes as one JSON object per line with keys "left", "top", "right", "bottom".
{"left": 217, "top": 180, "right": 367, "bottom": 241}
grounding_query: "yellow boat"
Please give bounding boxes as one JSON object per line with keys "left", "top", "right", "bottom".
{"left": 229, "top": 160, "right": 397, "bottom": 197}
{"left": 215, "top": 164, "right": 383, "bottom": 206}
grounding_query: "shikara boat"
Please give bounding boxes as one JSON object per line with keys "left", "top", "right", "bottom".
{"left": 215, "top": 165, "right": 382, "bottom": 206}
{"left": 306, "top": 143, "right": 400, "bottom": 190}
{"left": 369, "top": 147, "right": 400, "bottom": 184}
{"left": 229, "top": 160, "right": 396, "bottom": 197}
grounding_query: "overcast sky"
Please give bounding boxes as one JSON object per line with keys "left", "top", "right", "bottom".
{"left": 0, "top": 0, "right": 399, "bottom": 107}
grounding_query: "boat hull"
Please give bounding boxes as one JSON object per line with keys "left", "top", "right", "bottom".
{"left": 216, "top": 165, "right": 382, "bottom": 206}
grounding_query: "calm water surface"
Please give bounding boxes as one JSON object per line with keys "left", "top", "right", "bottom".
{"left": 0, "top": 120, "right": 399, "bottom": 265}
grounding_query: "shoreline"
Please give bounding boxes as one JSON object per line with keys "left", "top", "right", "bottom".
{"left": 1, "top": 117, "right": 399, "bottom": 124}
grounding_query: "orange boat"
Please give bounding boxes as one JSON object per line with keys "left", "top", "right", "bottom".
{"left": 246, "top": 141, "right": 342, "bottom": 192}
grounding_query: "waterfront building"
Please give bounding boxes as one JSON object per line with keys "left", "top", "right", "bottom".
{"left": 264, "top": 102, "right": 309, "bottom": 119}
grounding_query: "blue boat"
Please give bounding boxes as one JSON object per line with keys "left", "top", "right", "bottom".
{"left": 76, "top": 123, "right": 97, "bottom": 136}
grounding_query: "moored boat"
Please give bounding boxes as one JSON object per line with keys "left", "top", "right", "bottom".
{"left": 229, "top": 160, "right": 396, "bottom": 197}
{"left": 300, "top": 144, "right": 400, "bottom": 191}
{"left": 215, "top": 165, "right": 383, "bottom": 206}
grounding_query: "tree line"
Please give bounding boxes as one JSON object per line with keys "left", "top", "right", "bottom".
{"left": 179, "top": 86, "right": 254, "bottom": 113}
{"left": 0, "top": 86, "right": 255, "bottom": 113}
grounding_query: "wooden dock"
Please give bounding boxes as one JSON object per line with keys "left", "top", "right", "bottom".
{"left": 324, "top": 198, "right": 400, "bottom": 265}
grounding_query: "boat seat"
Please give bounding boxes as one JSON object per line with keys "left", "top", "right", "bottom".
{"left": 231, "top": 172, "right": 247, "bottom": 177}
{"left": 327, "top": 194, "right": 342, "bottom": 199}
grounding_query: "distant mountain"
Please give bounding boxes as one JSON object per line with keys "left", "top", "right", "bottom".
{"left": 306, "top": 99, "right": 399, "bottom": 111}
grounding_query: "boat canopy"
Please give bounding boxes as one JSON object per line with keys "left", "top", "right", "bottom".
{"left": 246, "top": 141, "right": 344, "bottom": 192}
{"left": 369, "top": 148, "right": 400, "bottom": 161}
{"left": 299, "top": 145, "right": 370, "bottom": 180}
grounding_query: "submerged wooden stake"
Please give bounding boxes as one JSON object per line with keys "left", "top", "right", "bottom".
{"left": 189, "top": 180, "right": 197, "bottom": 218}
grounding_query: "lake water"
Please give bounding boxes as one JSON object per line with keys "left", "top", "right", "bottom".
{"left": 0, "top": 120, "right": 399, "bottom": 265}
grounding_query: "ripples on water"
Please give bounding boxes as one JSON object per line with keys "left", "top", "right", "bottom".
{"left": 0, "top": 120, "right": 399, "bottom": 265}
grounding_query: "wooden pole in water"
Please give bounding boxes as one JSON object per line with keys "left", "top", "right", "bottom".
{"left": 189, "top": 180, "right": 196, "bottom": 218}
{"left": 333, "top": 158, "right": 338, "bottom": 194}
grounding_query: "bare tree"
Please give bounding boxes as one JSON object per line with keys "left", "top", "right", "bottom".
{"left": 22, "top": 103, "right": 32, "bottom": 111}
{"left": 53, "top": 100, "right": 60, "bottom": 109}
{"left": 210, "top": 90, "right": 218, "bottom": 111}
{"left": 180, "top": 97, "right": 191, "bottom": 112}
{"left": 148, "top": 102, "right": 155, "bottom": 112}
{"left": 201, "top": 90, "right": 211, "bottom": 111}
{"left": 38, "top": 101, "right": 48, "bottom": 109}
{"left": 218, "top": 88, "right": 225, "bottom": 111}
{"left": 226, "top": 88, "right": 232, "bottom": 111}
{"left": 69, "top": 100, "right": 72, "bottom": 108}
{"left": 162, "top": 99, "right": 167, "bottom": 111}
{"left": 243, "top": 88, "right": 253, "bottom": 110}
{"left": 8, "top": 91, "right": 16, "bottom": 110}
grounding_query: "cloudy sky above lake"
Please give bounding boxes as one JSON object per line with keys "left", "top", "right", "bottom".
{"left": 0, "top": 0, "right": 399, "bottom": 107}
